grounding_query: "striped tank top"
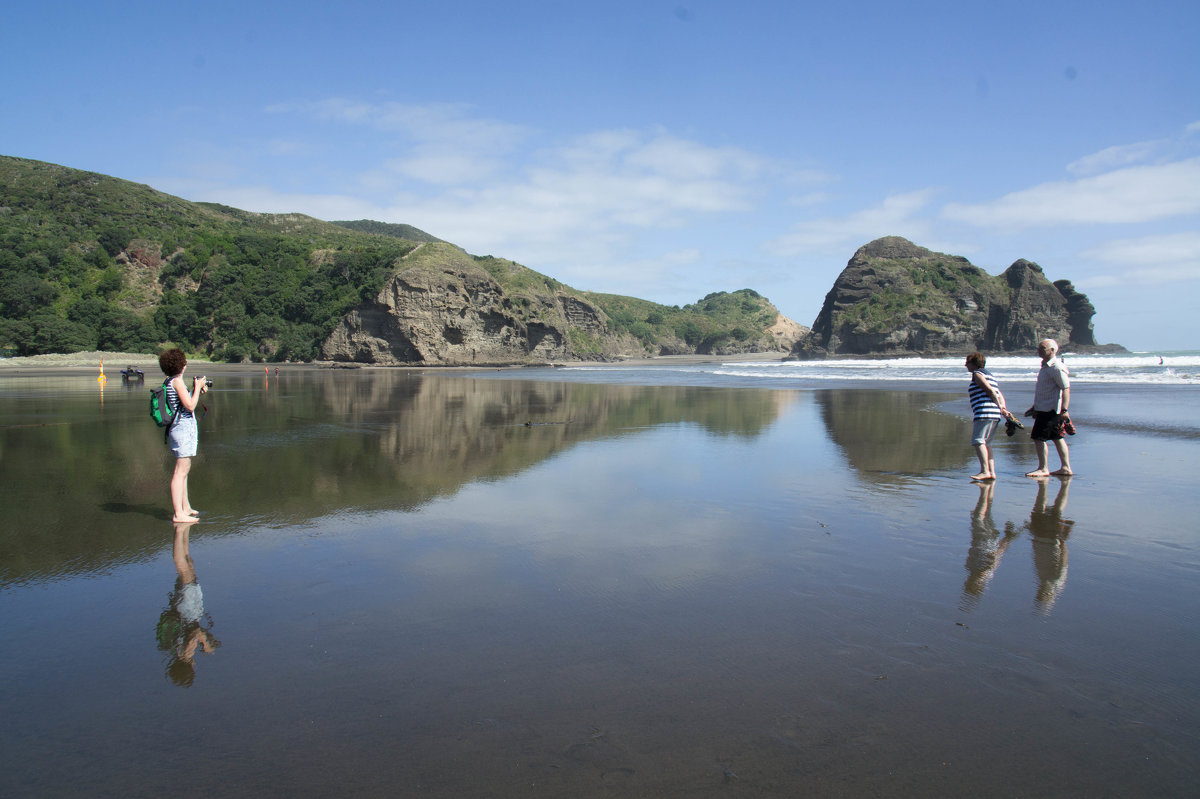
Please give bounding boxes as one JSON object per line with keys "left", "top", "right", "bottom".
{"left": 968, "top": 369, "right": 1003, "bottom": 421}
{"left": 164, "top": 378, "right": 194, "bottom": 420}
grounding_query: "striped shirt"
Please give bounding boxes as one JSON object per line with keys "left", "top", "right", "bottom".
{"left": 968, "top": 369, "right": 1004, "bottom": 421}
{"left": 164, "top": 377, "right": 194, "bottom": 420}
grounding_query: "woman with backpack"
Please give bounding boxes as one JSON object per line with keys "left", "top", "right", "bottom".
{"left": 158, "top": 348, "right": 208, "bottom": 523}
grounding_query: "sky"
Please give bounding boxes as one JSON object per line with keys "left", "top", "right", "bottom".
{"left": 3, "top": 1, "right": 1198, "bottom": 351}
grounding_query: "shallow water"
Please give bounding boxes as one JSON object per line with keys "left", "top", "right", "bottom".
{"left": 1, "top": 368, "right": 1198, "bottom": 796}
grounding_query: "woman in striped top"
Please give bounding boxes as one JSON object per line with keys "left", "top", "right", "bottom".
{"left": 966, "top": 351, "right": 1008, "bottom": 481}
{"left": 158, "top": 348, "right": 209, "bottom": 523}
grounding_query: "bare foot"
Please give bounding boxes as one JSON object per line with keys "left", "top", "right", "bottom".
{"left": 1025, "top": 470, "right": 1050, "bottom": 478}
{"left": 970, "top": 472, "right": 994, "bottom": 481}
{"left": 1050, "top": 469, "right": 1073, "bottom": 476}
{"left": 186, "top": 509, "right": 200, "bottom": 516}
{"left": 172, "top": 514, "right": 198, "bottom": 524}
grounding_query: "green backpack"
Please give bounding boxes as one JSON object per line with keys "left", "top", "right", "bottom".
{"left": 149, "top": 379, "right": 177, "bottom": 428}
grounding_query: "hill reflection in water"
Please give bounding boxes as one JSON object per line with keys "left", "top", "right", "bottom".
{"left": 0, "top": 370, "right": 797, "bottom": 584}
{"left": 815, "top": 389, "right": 968, "bottom": 484}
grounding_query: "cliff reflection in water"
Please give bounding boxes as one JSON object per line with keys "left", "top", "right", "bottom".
{"left": 0, "top": 371, "right": 792, "bottom": 585}
{"left": 204, "top": 371, "right": 794, "bottom": 521}
{"left": 815, "top": 388, "right": 967, "bottom": 483}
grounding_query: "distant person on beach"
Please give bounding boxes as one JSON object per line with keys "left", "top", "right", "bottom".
{"left": 965, "top": 351, "right": 1008, "bottom": 481}
{"left": 158, "top": 348, "right": 208, "bottom": 523}
{"left": 1025, "top": 339, "right": 1072, "bottom": 477}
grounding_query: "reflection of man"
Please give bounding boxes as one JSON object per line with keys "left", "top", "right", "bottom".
{"left": 961, "top": 481, "right": 1017, "bottom": 609}
{"left": 1026, "top": 339, "right": 1073, "bottom": 477}
{"left": 156, "top": 522, "right": 220, "bottom": 686}
{"left": 1027, "top": 478, "right": 1074, "bottom": 614}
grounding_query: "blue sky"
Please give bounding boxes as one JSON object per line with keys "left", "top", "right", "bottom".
{"left": 3, "top": 0, "right": 1198, "bottom": 351}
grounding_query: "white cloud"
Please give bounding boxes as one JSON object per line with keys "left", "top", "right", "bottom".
{"left": 1076, "top": 231, "right": 1200, "bottom": 287}
{"left": 1077, "top": 263, "right": 1200, "bottom": 289}
{"left": 265, "top": 139, "right": 312, "bottom": 157}
{"left": 1082, "top": 231, "right": 1200, "bottom": 265}
{"left": 270, "top": 99, "right": 531, "bottom": 186}
{"left": 624, "top": 134, "right": 765, "bottom": 181}
{"left": 943, "top": 157, "right": 1200, "bottom": 228}
{"left": 267, "top": 98, "right": 374, "bottom": 124}
{"left": 382, "top": 129, "right": 768, "bottom": 268}
{"left": 161, "top": 113, "right": 774, "bottom": 277}
{"left": 765, "top": 189, "right": 939, "bottom": 256}
{"left": 555, "top": 249, "right": 704, "bottom": 295}
{"left": 381, "top": 153, "right": 499, "bottom": 186}
{"left": 787, "top": 192, "right": 830, "bottom": 208}
{"left": 1066, "top": 140, "right": 1163, "bottom": 176}
{"left": 1069, "top": 121, "right": 1200, "bottom": 176}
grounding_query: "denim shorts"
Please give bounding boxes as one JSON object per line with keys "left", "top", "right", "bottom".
{"left": 169, "top": 414, "right": 198, "bottom": 458}
{"left": 971, "top": 418, "right": 1000, "bottom": 445}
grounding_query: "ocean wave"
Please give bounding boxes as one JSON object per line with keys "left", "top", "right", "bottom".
{"left": 561, "top": 353, "right": 1200, "bottom": 387}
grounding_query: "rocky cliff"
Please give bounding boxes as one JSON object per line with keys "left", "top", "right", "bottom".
{"left": 320, "top": 243, "right": 638, "bottom": 365}
{"left": 321, "top": 243, "right": 806, "bottom": 366}
{"left": 789, "top": 237, "right": 1120, "bottom": 358}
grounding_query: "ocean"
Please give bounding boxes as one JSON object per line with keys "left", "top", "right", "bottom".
{"left": 503, "top": 350, "right": 1200, "bottom": 389}
{"left": 489, "top": 351, "right": 1200, "bottom": 443}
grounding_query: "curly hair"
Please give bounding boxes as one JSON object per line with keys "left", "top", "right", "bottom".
{"left": 158, "top": 348, "right": 187, "bottom": 377}
{"left": 966, "top": 351, "right": 986, "bottom": 370}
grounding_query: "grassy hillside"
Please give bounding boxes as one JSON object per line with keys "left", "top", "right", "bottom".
{"left": 0, "top": 156, "right": 423, "bottom": 360}
{"left": 1, "top": 155, "right": 792, "bottom": 361}
{"left": 585, "top": 289, "right": 785, "bottom": 354}
{"left": 331, "top": 219, "right": 445, "bottom": 243}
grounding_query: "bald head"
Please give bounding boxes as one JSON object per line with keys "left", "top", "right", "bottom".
{"left": 1037, "top": 339, "right": 1058, "bottom": 362}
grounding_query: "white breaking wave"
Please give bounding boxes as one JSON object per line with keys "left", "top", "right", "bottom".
{"left": 563, "top": 352, "right": 1200, "bottom": 386}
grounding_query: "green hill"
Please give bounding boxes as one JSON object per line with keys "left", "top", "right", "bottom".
{"left": 0, "top": 155, "right": 799, "bottom": 362}
{"left": 585, "top": 289, "right": 790, "bottom": 354}
{"left": 331, "top": 219, "right": 445, "bottom": 243}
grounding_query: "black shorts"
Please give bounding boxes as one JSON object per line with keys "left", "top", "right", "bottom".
{"left": 1031, "top": 410, "right": 1063, "bottom": 442}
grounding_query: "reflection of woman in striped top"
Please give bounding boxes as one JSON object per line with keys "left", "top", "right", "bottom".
{"left": 966, "top": 351, "right": 1007, "bottom": 481}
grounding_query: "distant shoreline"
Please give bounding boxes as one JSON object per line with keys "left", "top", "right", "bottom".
{"left": 0, "top": 346, "right": 1151, "bottom": 374}
{"left": 0, "top": 350, "right": 789, "bottom": 375}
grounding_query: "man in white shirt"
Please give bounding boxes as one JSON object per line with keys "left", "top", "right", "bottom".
{"left": 1025, "top": 339, "right": 1073, "bottom": 477}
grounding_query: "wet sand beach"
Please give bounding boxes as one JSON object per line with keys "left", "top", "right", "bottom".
{"left": 1, "top": 361, "right": 1197, "bottom": 796}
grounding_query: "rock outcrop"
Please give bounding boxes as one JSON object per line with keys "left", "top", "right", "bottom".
{"left": 320, "top": 243, "right": 637, "bottom": 365}
{"left": 789, "top": 237, "right": 1120, "bottom": 358}
{"left": 321, "top": 243, "right": 806, "bottom": 366}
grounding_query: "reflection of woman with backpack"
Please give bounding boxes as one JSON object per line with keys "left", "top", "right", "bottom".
{"left": 158, "top": 348, "right": 208, "bottom": 523}
{"left": 156, "top": 521, "right": 220, "bottom": 686}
